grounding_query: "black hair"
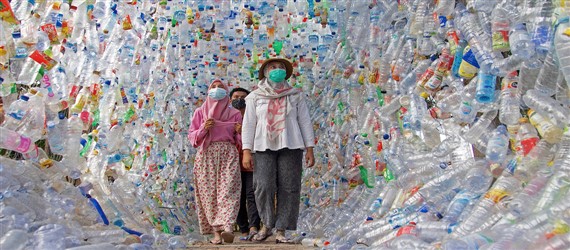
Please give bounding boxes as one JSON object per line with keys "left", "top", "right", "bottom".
{"left": 230, "top": 87, "right": 250, "bottom": 98}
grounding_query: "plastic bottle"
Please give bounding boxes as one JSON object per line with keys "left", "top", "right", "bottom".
{"left": 475, "top": 71, "right": 497, "bottom": 103}
{"left": 515, "top": 118, "right": 540, "bottom": 157}
{"left": 458, "top": 46, "right": 480, "bottom": 80}
{"left": 485, "top": 125, "right": 510, "bottom": 164}
{"left": 555, "top": 17, "right": 570, "bottom": 85}
{"left": 532, "top": 49, "right": 559, "bottom": 96}
{"left": 491, "top": 6, "right": 511, "bottom": 52}
{"left": 46, "top": 119, "right": 66, "bottom": 155}
{"left": 513, "top": 140, "right": 553, "bottom": 183}
{"left": 0, "top": 127, "right": 40, "bottom": 160}
{"left": 510, "top": 23, "right": 536, "bottom": 59}
{"left": 416, "top": 221, "right": 453, "bottom": 242}
{"left": 453, "top": 176, "right": 521, "bottom": 236}
{"left": 407, "top": 93, "right": 428, "bottom": 131}
{"left": 498, "top": 71, "right": 521, "bottom": 125}
{"left": 523, "top": 89, "right": 570, "bottom": 125}
{"left": 2, "top": 95, "right": 31, "bottom": 130}
{"left": 527, "top": 109, "right": 564, "bottom": 144}
{"left": 457, "top": 5, "right": 494, "bottom": 72}
{"left": 519, "top": 61, "right": 541, "bottom": 95}
{"left": 529, "top": 0, "right": 554, "bottom": 55}
{"left": 18, "top": 91, "right": 46, "bottom": 142}
{"left": 490, "top": 52, "right": 525, "bottom": 77}
{"left": 509, "top": 169, "right": 552, "bottom": 217}
{"left": 0, "top": 229, "right": 29, "bottom": 250}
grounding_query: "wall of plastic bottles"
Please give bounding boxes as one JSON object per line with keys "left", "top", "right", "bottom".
{"left": 0, "top": 0, "right": 569, "bottom": 249}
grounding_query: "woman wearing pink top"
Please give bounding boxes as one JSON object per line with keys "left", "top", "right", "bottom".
{"left": 188, "top": 80, "right": 242, "bottom": 245}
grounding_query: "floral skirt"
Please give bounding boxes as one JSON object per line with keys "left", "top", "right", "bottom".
{"left": 193, "top": 141, "right": 241, "bottom": 234}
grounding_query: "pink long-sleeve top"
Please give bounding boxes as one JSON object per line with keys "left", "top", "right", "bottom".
{"left": 188, "top": 107, "right": 243, "bottom": 149}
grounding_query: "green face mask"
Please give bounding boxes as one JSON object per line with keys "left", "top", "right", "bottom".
{"left": 268, "top": 69, "right": 287, "bottom": 83}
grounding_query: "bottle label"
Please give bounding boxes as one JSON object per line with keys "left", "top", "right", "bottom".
{"left": 501, "top": 80, "right": 518, "bottom": 90}
{"left": 505, "top": 157, "right": 518, "bottom": 175}
{"left": 460, "top": 101, "right": 473, "bottom": 115}
{"left": 447, "top": 30, "right": 459, "bottom": 54}
{"left": 529, "top": 111, "right": 555, "bottom": 138}
{"left": 40, "top": 24, "right": 59, "bottom": 44}
{"left": 492, "top": 30, "right": 510, "bottom": 51}
{"left": 485, "top": 188, "right": 509, "bottom": 203}
{"left": 17, "top": 135, "right": 31, "bottom": 152}
{"left": 439, "top": 16, "right": 448, "bottom": 28}
{"left": 458, "top": 49, "right": 478, "bottom": 79}
{"left": 56, "top": 13, "right": 64, "bottom": 28}
{"left": 396, "top": 224, "right": 417, "bottom": 236}
{"left": 520, "top": 137, "right": 539, "bottom": 156}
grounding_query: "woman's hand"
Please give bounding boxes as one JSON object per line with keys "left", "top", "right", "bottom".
{"left": 305, "top": 147, "right": 315, "bottom": 167}
{"left": 234, "top": 123, "right": 242, "bottom": 134}
{"left": 243, "top": 150, "right": 254, "bottom": 170}
{"left": 204, "top": 118, "right": 215, "bottom": 130}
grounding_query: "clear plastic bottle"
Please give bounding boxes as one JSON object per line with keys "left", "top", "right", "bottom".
{"left": 524, "top": 89, "right": 570, "bottom": 125}
{"left": 0, "top": 229, "right": 29, "bottom": 250}
{"left": 490, "top": 53, "right": 525, "bottom": 77}
{"left": 416, "top": 221, "right": 453, "bottom": 242}
{"left": 534, "top": 47, "right": 560, "bottom": 96}
{"left": 17, "top": 92, "right": 46, "bottom": 142}
{"left": 46, "top": 119, "right": 66, "bottom": 155}
{"left": 491, "top": 5, "right": 511, "bottom": 52}
{"left": 0, "top": 126, "right": 40, "bottom": 160}
{"left": 453, "top": 176, "right": 521, "bottom": 236}
{"left": 513, "top": 140, "right": 553, "bottom": 183}
{"left": 555, "top": 17, "right": 570, "bottom": 85}
{"left": 519, "top": 61, "right": 541, "bottom": 95}
{"left": 498, "top": 71, "right": 521, "bottom": 125}
{"left": 529, "top": 0, "right": 554, "bottom": 55}
{"left": 509, "top": 23, "right": 536, "bottom": 59}
{"left": 527, "top": 109, "right": 564, "bottom": 144}
{"left": 509, "top": 169, "right": 552, "bottom": 217}
{"left": 555, "top": 71, "right": 569, "bottom": 107}
{"left": 443, "top": 192, "right": 473, "bottom": 223}
{"left": 441, "top": 234, "right": 494, "bottom": 250}
{"left": 485, "top": 125, "right": 510, "bottom": 164}
{"left": 462, "top": 110, "right": 497, "bottom": 145}
{"left": 2, "top": 95, "right": 31, "bottom": 131}
{"left": 392, "top": 38, "right": 415, "bottom": 82}
{"left": 515, "top": 118, "right": 540, "bottom": 157}
{"left": 457, "top": 5, "right": 494, "bottom": 72}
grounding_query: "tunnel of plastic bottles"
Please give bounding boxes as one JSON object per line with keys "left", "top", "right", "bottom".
{"left": 1, "top": 0, "right": 569, "bottom": 249}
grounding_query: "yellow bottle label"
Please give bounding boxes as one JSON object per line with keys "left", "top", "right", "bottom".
{"left": 563, "top": 27, "right": 570, "bottom": 37}
{"left": 552, "top": 220, "right": 570, "bottom": 235}
{"left": 484, "top": 188, "right": 509, "bottom": 203}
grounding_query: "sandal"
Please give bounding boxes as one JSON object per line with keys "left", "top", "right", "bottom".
{"left": 275, "top": 237, "right": 295, "bottom": 244}
{"left": 252, "top": 230, "right": 272, "bottom": 242}
{"left": 221, "top": 231, "right": 235, "bottom": 243}
{"left": 240, "top": 230, "right": 258, "bottom": 241}
{"left": 209, "top": 238, "right": 222, "bottom": 245}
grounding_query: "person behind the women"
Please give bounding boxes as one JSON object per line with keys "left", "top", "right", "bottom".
{"left": 188, "top": 79, "right": 242, "bottom": 245}
{"left": 230, "top": 87, "right": 262, "bottom": 241}
{"left": 241, "top": 58, "right": 315, "bottom": 243}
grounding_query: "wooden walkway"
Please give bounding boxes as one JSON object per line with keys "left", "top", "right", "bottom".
{"left": 188, "top": 234, "right": 312, "bottom": 249}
